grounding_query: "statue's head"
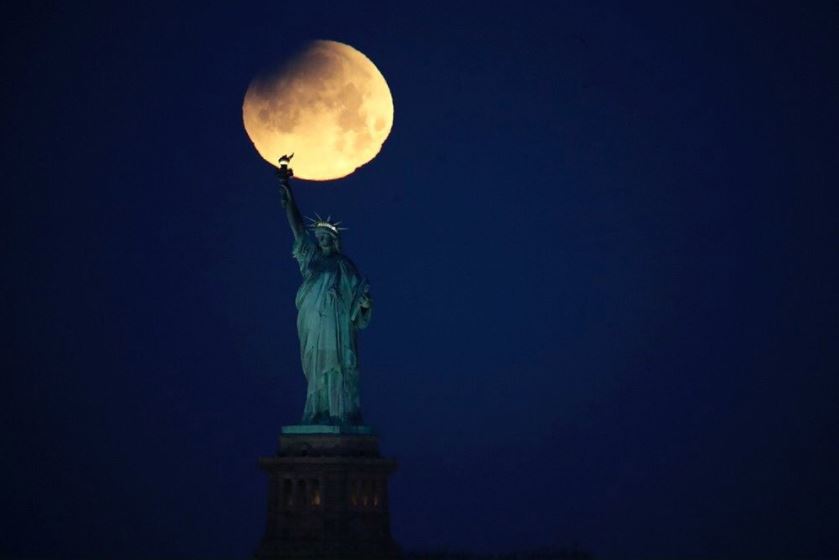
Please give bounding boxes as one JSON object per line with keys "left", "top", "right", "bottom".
{"left": 308, "top": 215, "right": 344, "bottom": 255}
{"left": 314, "top": 227, "right": 340, "bottom": 254}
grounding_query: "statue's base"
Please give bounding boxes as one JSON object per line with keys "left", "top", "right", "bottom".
{"left": 254, "top": 427, "right": 400, "bottom": 560}
{"left": 282, "top": 424, "right": 374, "bottom": 435}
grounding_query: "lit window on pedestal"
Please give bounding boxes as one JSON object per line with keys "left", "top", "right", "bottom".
{"left": 362, "top": 479, "right": 371, "bottom": 508}
{"left": 311, "top": 479, "right": 321, "bottom": 507}
{"left": 373, "top": 480, "right": 381, "bottom": 508}
{"left": 350, "top": 479, "right": 360, "bottom": 507}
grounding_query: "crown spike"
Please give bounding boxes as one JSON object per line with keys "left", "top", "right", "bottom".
{"left": 305, "top": 213, "right": 346, "bottom": 237}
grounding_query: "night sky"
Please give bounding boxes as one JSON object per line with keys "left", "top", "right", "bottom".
{"left": 2, "top": 2, "right": 838, "bottom": 559}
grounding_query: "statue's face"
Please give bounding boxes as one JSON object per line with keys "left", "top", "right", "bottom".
{"left": 315, "top": 229, "right": 336, "bottom": 253}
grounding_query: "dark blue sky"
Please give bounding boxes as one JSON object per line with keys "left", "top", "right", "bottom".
{"left": 2, "top": 2, "right": 838, "bottom": 558}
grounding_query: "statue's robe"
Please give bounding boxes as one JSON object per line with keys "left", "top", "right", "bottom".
{"left": 292, "top": 233, "right": 371, "bottom": 425}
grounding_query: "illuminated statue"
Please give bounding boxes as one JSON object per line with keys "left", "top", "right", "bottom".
{"left": 277, "top": 158, "right": 372, "bottom": 425}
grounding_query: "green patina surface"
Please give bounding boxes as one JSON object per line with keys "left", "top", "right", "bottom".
{"left": 281, "top": 424, "right": 375, "bottom": 435}
{"left": 278, "top": 173, "right": 373, "bottom": 427}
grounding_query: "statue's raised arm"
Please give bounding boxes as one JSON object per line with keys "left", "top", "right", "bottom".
{"left": 277, "top": 154, "right": 304, "bottom": 241}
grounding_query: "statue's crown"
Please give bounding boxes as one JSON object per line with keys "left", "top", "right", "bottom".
{"left": 306, "top": 213, "right": 347, "bottom": 237}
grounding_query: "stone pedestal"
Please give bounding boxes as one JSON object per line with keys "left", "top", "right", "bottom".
{"left": 255, "top": 427, "right": 400, "bottom": 559}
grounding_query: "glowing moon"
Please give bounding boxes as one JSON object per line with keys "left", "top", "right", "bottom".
{"left": 242, "top": 40, "right": 394, "bottom": 181}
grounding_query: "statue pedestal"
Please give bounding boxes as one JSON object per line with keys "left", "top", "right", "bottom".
{"left": 254, "top": 428, "right": 400, "bottom": 560}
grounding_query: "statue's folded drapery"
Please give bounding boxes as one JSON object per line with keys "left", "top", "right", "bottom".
{"left": 292, "top": 234, "right": 371, "bottom": 424}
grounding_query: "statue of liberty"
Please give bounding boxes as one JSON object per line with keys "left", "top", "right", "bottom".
{"left": 277, "top": 161, "right": 372, "bottom": 426}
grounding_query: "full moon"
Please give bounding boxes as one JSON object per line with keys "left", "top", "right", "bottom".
{"left": 242, "top": 40, "right": 394, "bottom": 181}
